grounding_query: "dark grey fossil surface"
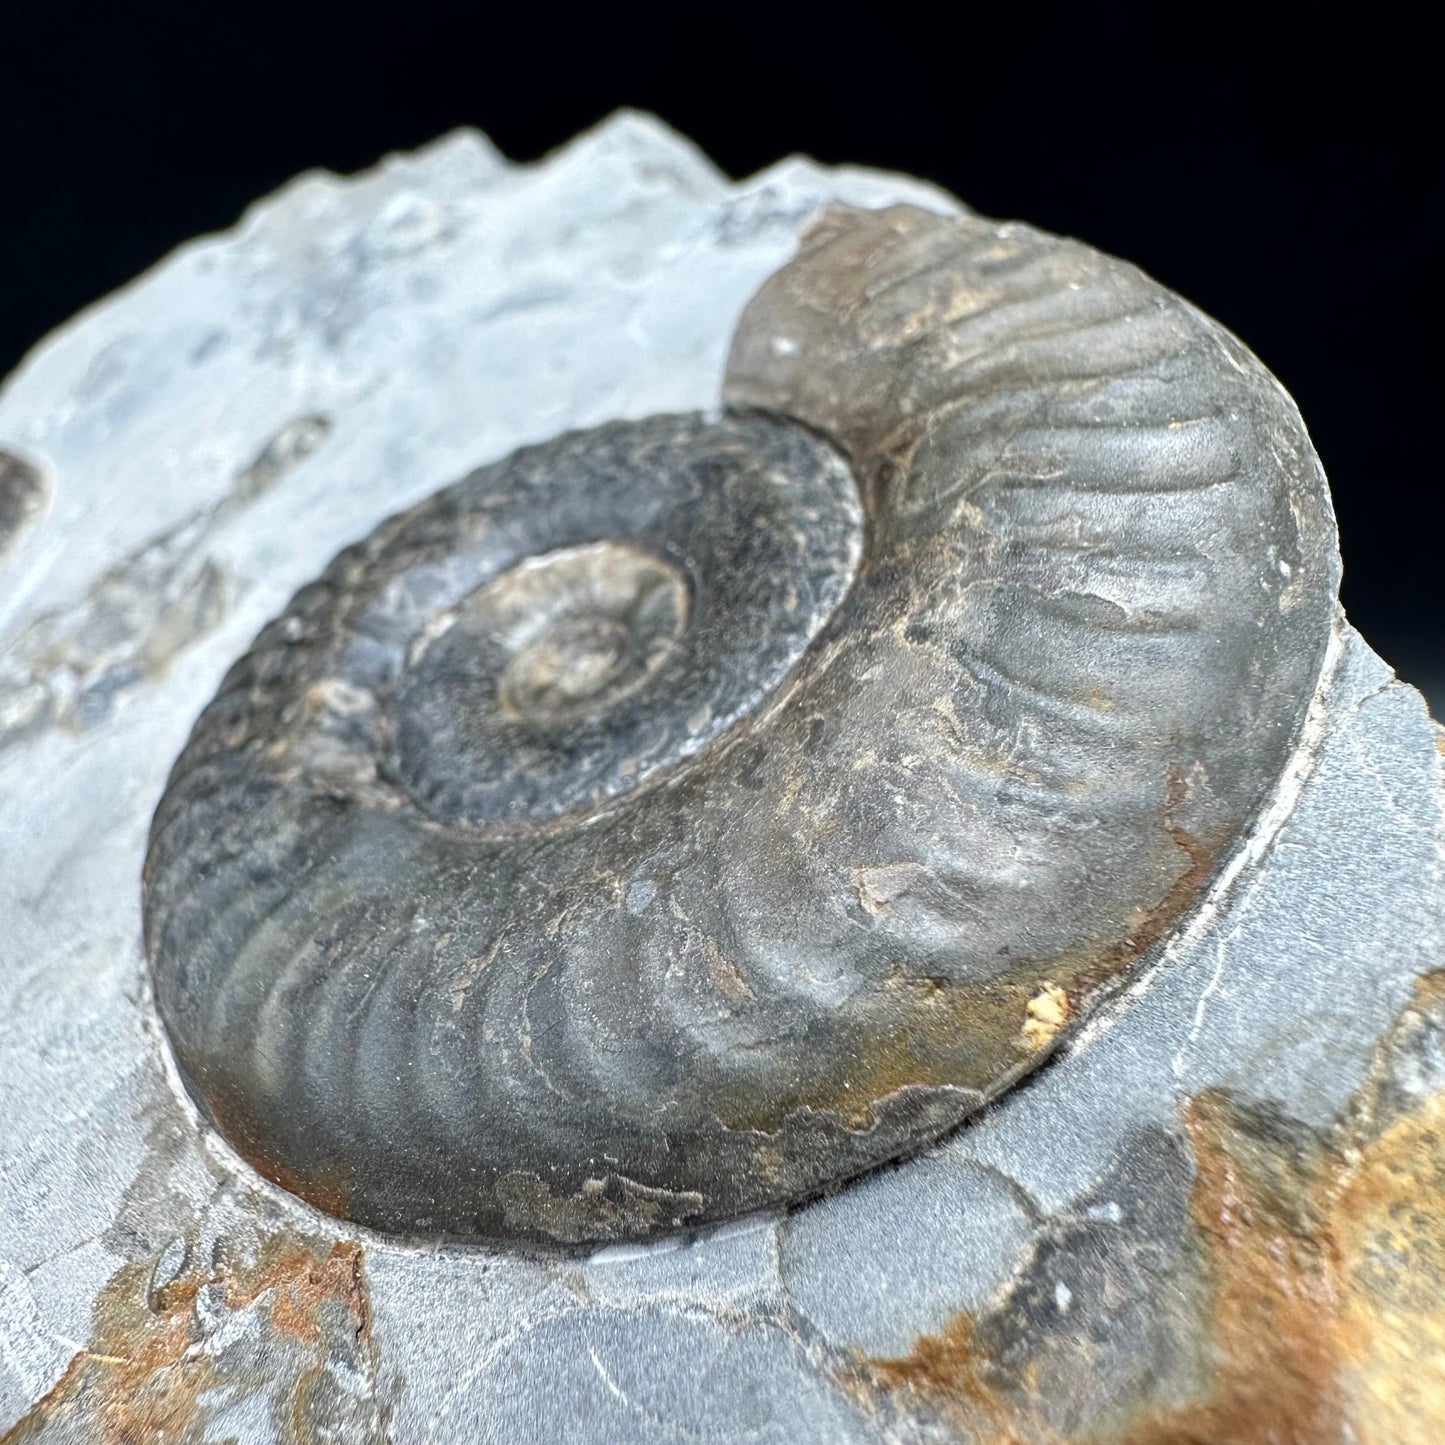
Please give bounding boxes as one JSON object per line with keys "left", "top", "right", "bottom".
{"left": 142, "top": 199, "right": 1336, "bottom": 1245}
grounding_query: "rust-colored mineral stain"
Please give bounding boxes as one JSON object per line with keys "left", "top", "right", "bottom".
{"left": 851, "top": 976, "right": 1445, "bottom": 1445}
{"left": 1118, "top": 1091, "right": 1346, "bottom": 1445}
{"left": 858, "top": 1313, "right": 1046, "bottom": 1445}
{"left": 254, "top": 1240, "right": 373, "bottom": 1349}
{"left": 2, "top": 1294, "right": 206, "bottom": 1445}
{"left": 866, "top": 1313, "right": 984, "bottom": 1399}
{"left": 1122, "top": 980, "right": 1445, "bottom": 1445}
{"left": 1096, "top": 769, "right": 1216, "bottom": 977}
{"left": 201, "top": 1079, "right": 355, "bottom": 1221}
{"left": 243, "top": 1152, "right": 354, "bottom": 1223}
{"left": 2, "top": 1233, "right": 375, "bottom": 1444}
{"left": 1333, "top": 1097, "right": 1445, "bottom": 1442}
{"left": 1330, "top": 976, "right": 1445, "bottom": 1444}
{"left": 1124, "top": 767, "right": 1217, "bottom": 963}
{"left": 1047, "top": 786, "right": 1218, "bottom": 1028}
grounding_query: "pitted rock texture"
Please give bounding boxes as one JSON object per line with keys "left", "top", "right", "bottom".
{"left": 1, "top": 115, "right": 1440, "bottom": 1442}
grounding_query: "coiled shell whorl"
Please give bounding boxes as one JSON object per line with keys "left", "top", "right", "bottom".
{"left": 143, "top": 203, "right": 1338, "bottom": 1245}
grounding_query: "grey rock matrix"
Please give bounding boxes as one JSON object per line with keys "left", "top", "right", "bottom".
{"left": 1, "top": 114, "right": 1441, "bottom": 1442}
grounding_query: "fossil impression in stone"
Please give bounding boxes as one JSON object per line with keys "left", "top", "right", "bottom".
{"left": 142, "top": 204, "right": 1339, "bottom": 1246}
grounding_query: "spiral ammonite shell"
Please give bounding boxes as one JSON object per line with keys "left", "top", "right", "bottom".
{"left": 143, "top": 204, "right": 1338, "bottom": 1245}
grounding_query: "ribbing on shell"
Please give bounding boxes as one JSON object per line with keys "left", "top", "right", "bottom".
{"left": 143, "top": 204, "right": 1339, "bottom": 1246}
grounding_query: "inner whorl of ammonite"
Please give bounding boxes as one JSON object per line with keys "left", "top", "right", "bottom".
{"left": 479, "top": 545, "right": 687, "bottom": 719}
{"left": 383, "top": 418, "right": 864, "bottom": 828}
{"left": 144, "top": 203, "right": 1339, "bottom": 1248}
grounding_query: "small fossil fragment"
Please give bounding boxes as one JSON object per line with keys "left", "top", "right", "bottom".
{"left": 0, "top": 416, "right": 329, "bottom": 752}
{"left": 0, "top": 449, "right": 45, "bottom": 561}
{"left": 143, "top": 205, "right": 1338, "bottom": 1245}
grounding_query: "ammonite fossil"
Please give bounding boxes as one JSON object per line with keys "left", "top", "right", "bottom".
{"left": 143, "top": 204, "right": 1338, "bottom": 1246}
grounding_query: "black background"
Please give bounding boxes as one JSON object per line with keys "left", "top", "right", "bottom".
{"left": 3, "top": 6, "right": 1439, "bottom": 708}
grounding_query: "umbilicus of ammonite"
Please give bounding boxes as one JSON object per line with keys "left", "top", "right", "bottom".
{"left": 142, "top": 203, "right": 1337, "bottom": 1246}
